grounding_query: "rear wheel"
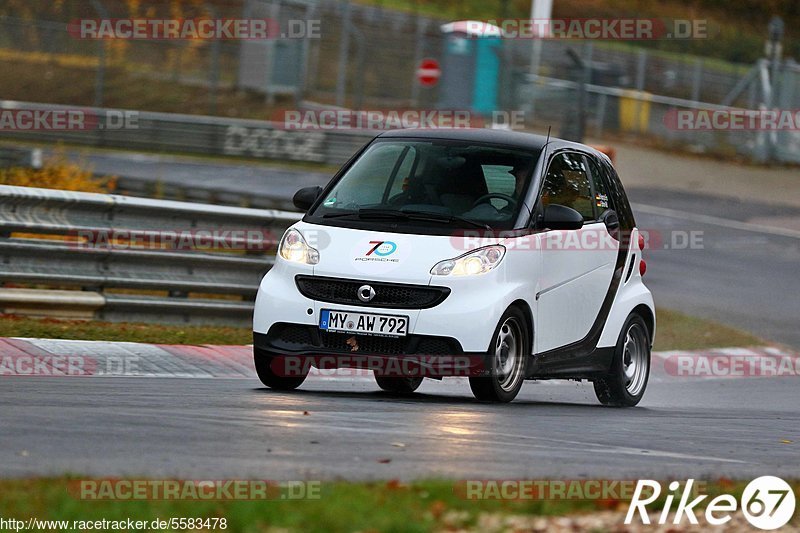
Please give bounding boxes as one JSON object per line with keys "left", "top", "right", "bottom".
{"left": 374, "top": 375, "right": 424, "bottom": 394}
{"left": 593, "top": 314, "right": 650, "bottom": 407}
{"left": 469, "top": 308, "right": 529, "bottom": 403}
{"left": 253, "top": 348, "right": 308, "bottom": 390}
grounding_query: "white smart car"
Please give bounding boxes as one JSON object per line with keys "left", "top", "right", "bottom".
{"left": 253, "top": 129, "right": 654, "bottom": 405}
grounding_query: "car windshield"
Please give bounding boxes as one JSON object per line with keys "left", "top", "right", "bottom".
{"left": 310, "top": 139, "right": 541, "bottom": 232}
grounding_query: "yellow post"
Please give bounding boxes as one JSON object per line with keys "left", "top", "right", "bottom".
{"left": 619, "top": 90, "right": 652, "bottom": 133}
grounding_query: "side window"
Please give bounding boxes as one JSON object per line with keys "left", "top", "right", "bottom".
{"left": 600, "top": 158, "right": 635, "bottom": 230}
{"left": 587, "top": 156, "right": 612, "bottom": 217}
{"left": 541, "top": 152, "right": 594, "bottom": 221}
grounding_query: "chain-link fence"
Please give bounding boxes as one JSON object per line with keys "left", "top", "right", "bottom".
{"left": 1, "top": 0, "right": 798, "bottom": 163}
{"left": 0, "top": 12, "right": 241, "bottom": 113}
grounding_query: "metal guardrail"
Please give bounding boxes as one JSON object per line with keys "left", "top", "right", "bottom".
{"left": 0, "top": 99, "right": 374, "bottom": 166}
{"left": 0, "top": 145, "right": 42, "bottom": 169}
{"left": 0, "top": 185, "right": 301, "bottom": 326}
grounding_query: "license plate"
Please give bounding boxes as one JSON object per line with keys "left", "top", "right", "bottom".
{"left": 319, "top": 309, "right": 409, "bottom": 337}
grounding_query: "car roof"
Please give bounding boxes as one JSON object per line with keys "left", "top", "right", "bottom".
{"left": 376, "top": 128, "right": 607, "bottom": 160}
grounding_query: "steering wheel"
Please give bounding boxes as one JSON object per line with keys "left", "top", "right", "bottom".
{"left": 472, "top": 193, "right": 518, "bottom": 210}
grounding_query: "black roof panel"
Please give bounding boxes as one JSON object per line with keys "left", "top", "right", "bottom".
{"left": 376, "top": 128, "right": 551, "bottom": 150}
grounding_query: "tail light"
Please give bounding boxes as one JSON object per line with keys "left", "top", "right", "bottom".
{"left": 638, "top": 232, "right": 646, "bottom": 276}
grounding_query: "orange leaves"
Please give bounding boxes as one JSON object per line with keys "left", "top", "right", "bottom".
{"left": 0, "top": 149, "right": 115, "bottom": 193}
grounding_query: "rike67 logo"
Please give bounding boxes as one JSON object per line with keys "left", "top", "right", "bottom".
{"left": 626, "top": 477, "right": 796, "bottom": 530}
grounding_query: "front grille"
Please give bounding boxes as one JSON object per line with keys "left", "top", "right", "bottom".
{"left": 264, "top": 323, "right": 463, "bottom": 356}
{"left": 319, "top": 330, "right": 405, "bottom": 355}
{"left": 295, "top": 275, "right": 450, "bottom": 309}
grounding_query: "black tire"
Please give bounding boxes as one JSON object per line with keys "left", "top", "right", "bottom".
{"left": 374, "top": 375, "right": 424, "bottom": 394}
{"left": 593, "top": 314, "right": 651, "bottom": 407}
{"left": 253, "top": 348, "right": 308, "bottom": 390}
{"left": 469, "top": 307, "right": 530, "bottom": 403}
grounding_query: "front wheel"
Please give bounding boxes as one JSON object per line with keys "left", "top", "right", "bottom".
{"left": 374, "top": 375, "right": 423, "bottom": 394}
{"left": 254, "top": 349, "right": 308, "bottom": 390}
{"left": 469, "top": 308, "right": 529, "bottom": 403}
{"left": 593, "top": 314, "right": 651, "bottom": 407}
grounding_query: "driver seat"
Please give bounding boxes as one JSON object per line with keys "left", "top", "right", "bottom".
{"left": 437, "top": 160, "right": 488, "bottom": 214}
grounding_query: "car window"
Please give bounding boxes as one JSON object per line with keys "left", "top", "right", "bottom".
{"left": 324, "top": 143, "right": 410, "bottom": 208}
{"left": 540, "top": 152, "right": 594, "bottom": 221}
{"left": 385, "top": 146, "right": 417, "bottom": 200}
{"left": 312, "top": 140, "right": 541, "bottom": 232}
{"left": 603, "top": 158, "right": 636, "bottom": 230}
{"left": 587, "top": 156, "right": 612, "bottom": 217}
{"left": 481, "top": 164, "right": 517, "bottom": 208}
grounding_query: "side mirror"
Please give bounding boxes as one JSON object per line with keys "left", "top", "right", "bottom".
{"left": 542, "top": 204, "right": 584, "bottom": 230}
{"left": 293, "top": 186, "right": 323, "bottom": 211}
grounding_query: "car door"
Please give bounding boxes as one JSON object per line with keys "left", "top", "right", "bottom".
{"left": 535, "top": 151, "right": 619, "bottom": 353}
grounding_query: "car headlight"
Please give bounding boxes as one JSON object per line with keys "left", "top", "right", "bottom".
{"left": 279, "top": 228, "right": 319, "bottom": 265}
{"left": 430, "top": 245, "right": 505, "bottom": 276}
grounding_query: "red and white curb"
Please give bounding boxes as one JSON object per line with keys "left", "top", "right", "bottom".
{"left": 0, "top": 338, "right": 254, "bottom": 378}
{"left": 0, "top": 338, "right": 797, "bottom": 379}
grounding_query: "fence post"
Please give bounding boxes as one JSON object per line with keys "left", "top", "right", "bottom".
{"left": 335, "top": 0, "right": 352, "bottom": 107}
{"left": 264, "top": 0, "right": 282, "bottom": 105}
{"left": 410, "top": 14, "right": 427, "bottom": 107}
{"left": 297, "top": 2, "right": 318, "bottom": 103}
{"left": 635, "top": 49, "right": 647, "bottom": 91}
{"left": 596, "top": 93, "right": 607, "bottom": 136}
{"left": 634, "top": 49, "right": 647, "bottom": 134}
{"left": 354, "top": 29, "right": 367, "bottom": 109}
{"left": 90, "top": 0, "right": 108, "bottom": 108}
{"left": 206, "top": 3, "right": 221, "bottom": 115}
{"left": 691, "top": 59, "right": 703, "bottom": 102}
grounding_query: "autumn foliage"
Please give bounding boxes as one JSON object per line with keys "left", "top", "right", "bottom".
{"left": 0, "top": 151, "right": 116, "bottom": 193}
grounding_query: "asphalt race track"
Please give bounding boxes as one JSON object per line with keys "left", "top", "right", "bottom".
{"left": 629, "top": 188, "right": 800, "bottom": 349}
{"left": 2, "top": 369, "right": 798, "bottom": 480}
{"left": 2, "top": 148, "right": 796, "bottom": 481}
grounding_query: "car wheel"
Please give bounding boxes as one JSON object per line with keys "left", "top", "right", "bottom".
{"left": 253, "top": 348, "right": 308, "bottom": 390}
{"left": 469, "top": 308, "right": 529, "bottom": 403}
{"left": 374, "top": 375, "right": 424, "bottom": 394}
{"left": 593, "top": 314, "right": 650, "bottom": 407}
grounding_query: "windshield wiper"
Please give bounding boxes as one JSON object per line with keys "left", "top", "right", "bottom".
{"left": 401, "top": 209, "right": 492, "bottom": 230}
{"left": 322, "top": 208, "right": 491, "bottom": 230}
{"left": 357, "top": 208, "right": 411, "bottom": 219}
{"left": 322, "top": 211, "right": 360, "bottom": 218}
{"left": 322, "top": 209, "right": 408, "bottom": 219}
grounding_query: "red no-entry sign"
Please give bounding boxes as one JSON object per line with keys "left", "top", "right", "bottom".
{"left": 416, "top": 58, "right": 441, "bottom": 87}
